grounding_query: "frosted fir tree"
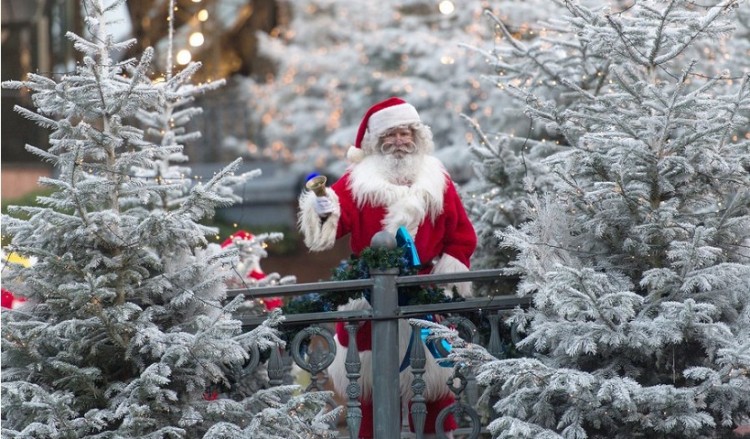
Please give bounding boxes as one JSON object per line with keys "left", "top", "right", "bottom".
{"left": 462, "top": 0, "right": 607, "bottom": 281}
{"left": 0, "top": 0, "right": 337, "bottom": 437}
{"left": 133, "top": 1, "right": 294, "bottom": 316}
{"left": 453, "top": 0, "right": 603, "bottom": 275}
{"left": 130, "top": 0, "right": 295, "bottom": 405}
{"left": 450, "top": 1, "right": 750, "bottom": 438}
{"left": 464, "top": 0, "right": 750, "bottom": 276}
{"left": 461, "top": 115, "right": 558, "bottom": 278}
{"left": 228, "top": 0, "right": 516, "bottom": 179}
{"left": 132, "top": 0, "right": 226, "bottom": 214}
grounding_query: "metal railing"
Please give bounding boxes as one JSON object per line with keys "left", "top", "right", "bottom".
{"left": 227, "top": 233, "right": 529, "bottom": 438}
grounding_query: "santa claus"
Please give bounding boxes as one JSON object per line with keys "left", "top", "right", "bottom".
{"left": 221, "top": 230, "right": 284, "bottom": 311}
{"left": 298, "top": 97, "right": 477, "bottom": 438}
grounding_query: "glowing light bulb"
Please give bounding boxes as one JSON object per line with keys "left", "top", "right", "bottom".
{"left": 189, "top": 32, "right": 204, "bottom": 47}
{"left": 176, "top": 49, "right": 192, "bottom": 65}
{"left": 197, "top": 9, "right": 209, "bottom": 21}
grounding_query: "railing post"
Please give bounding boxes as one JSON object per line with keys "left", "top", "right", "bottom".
{"left": 267, "top": 344, "right": 285, "bottom": 387}
{"left": 408, "top": 324, "right": 427, "bottom": 438}
{"left": 345, "top": 322, "right": 363, "bottom": 437}
{"left": 487, "top": 313, "right": 503, "bottom": 359}
{"left": 369, "top": 231, "right": 401, "bottom": 439}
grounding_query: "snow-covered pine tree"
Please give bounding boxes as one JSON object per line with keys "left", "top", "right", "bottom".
{"left": 132, "top": 0, "right": 226, "bottom": 215}
{"left": 129, "top": 0, "right": 291, "bottom": 405}
{"left": 133, "top": 0, "right": 294, "bottom": 313}
{"left": 460, "top": 0, "right": 617, "bottom": 299}
{"left": 451, "top": 1, "right": 750, "bottom": 437}
{"left": 462, "top": 0, "right": 614, "bottom": 277}
{"left": 461, "top": 114, "right": 555, "bottom": 279}
{"left": 464, "top": 0, "right": 750, "bottom": 278}
{"left": 0, "top": 0, "right": 337, "bottom": 437}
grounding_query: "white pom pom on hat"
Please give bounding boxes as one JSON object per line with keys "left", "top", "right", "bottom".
{"left": 346, "top": 145, "right": 365, "bottom": 163}
{"left": 347, "top": 97, "right": 421, "bottom": 163}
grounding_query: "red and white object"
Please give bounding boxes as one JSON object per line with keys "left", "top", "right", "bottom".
{"left": 221, "top": 230, "right": 283, "bottom": 311}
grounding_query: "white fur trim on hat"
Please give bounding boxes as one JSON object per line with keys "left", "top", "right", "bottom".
{"left": 367, "top": 102, "right": 421, "bottom": 139}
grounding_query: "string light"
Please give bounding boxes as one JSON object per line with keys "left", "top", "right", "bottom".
{"left": 440, "top": 55, "right": 456, "bottom": 65}
{"left": 438, "top": 0, "right": 455, "bottom": 15}
{"left": 176, "top": 49, "right": 192, "bottom": 65}
{"left": 189, "top": 32, "right": 205, "bottom": 47}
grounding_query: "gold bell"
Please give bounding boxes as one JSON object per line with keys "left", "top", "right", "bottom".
{"left": 305, "top": 175, "right": 328, "bottom": 197}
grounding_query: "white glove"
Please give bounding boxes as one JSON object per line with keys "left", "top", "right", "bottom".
{"left": 313, "top": 196, "right": 335, "bottom": 216}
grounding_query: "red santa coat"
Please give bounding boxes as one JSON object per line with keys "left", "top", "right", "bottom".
{"left": 330, "top": 163, "right": 476, "bottom": 352}
{"left": 300, "top": 154, "right": 476, "bottom": 365}
{"left": 299, "top": 154, "right": 476, "bottom": 272}
{"left": 298, "top": 154, "right": 476, "bottom": 436}
{"left": 331, "top": 170, "right": 476, "bottom": 271}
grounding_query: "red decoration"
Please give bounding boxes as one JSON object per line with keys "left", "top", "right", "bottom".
{"left": 221, "top": 230, "right": 255, "bottom": 248}
{"left": 203, "top": 389, "right": 219, "bottom": 401}
{"left": 1, "top": 289, "right": 25, "bottom": 309}
{"left": 221, "top": 230, "right": 283, "bottom": 311}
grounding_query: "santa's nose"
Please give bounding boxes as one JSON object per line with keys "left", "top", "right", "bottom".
{"left": 392, "top": 133, "right": 410, "bottom": 143}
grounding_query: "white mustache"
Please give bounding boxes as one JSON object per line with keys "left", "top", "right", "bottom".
{"left": 380, "top": 140, "right": 417, "bottom": 155}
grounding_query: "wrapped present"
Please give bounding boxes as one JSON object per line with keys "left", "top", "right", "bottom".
{"left": 396, "top": 226, "right": 421, "bottom": 268}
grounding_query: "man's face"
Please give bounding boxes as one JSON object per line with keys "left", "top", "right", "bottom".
{"left": 379, "top": 126, "right": 416, "bottom": 159}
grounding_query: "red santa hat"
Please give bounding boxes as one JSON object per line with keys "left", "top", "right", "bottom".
{"left": 347, "top": 97, "right": 422, "bottom": 163}
{"left": 221, "top": 230, "right": 255, "bottom": 248}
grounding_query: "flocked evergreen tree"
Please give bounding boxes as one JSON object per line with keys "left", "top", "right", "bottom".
{"left": 133, "top": 0, "right": 294, "bottom": 317}
{"left": 451, "top": 0, "right": 750, "bottom": 437}
{"left": 132, "top": 0, "right": 226, "bottom": 216}
{"left": 0, "top": 0, "right": 337, "bottom": 437}
{"left": 463, "top": 0, "right": 576, "bottom": 276}
{"left": 463, "top": 0, "right": 750, "bottom": 278}
{"left": 130, "top": 0, "right": 291, "bottom": 403}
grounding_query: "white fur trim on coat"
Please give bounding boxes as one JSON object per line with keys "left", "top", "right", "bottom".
{"left": 298, "top": 188, "right": 341, "bottom": 252}
{"left": 432, "top": 253, "right": 473, "bottom": 298}
{"left": 349, "top": 155, "right": 446, "bottom": 237}
{"left": 328, "top": 298, "right": 454, "bottom": 402}
{"left": 397, "top": 317, "right": 455, "bottom": 401}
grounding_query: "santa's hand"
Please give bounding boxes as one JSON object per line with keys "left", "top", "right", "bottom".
{"left": 313, "top": 196, "right": 335, "bottom": 216}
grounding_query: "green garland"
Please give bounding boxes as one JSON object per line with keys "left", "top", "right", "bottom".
{"left": 282, "top": 246, "right": 463, "bottom": 315}
{"left": 279, "top": 247, "right": 525, "bottom": 361}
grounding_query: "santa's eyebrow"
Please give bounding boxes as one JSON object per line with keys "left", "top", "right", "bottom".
{"left": 383, "top": 127, "right": 413, "bottom": 136}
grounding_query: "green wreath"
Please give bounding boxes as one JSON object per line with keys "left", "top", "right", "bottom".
{"left": 282, "top": 246, "right": 463, "bottom": 315}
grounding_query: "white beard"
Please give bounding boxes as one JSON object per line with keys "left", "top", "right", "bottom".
{"left": 349, "top": 153, "right": 447, "bottom": 236}
{"left": 377, "top": 152, "right": 426, "bottom": 186}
